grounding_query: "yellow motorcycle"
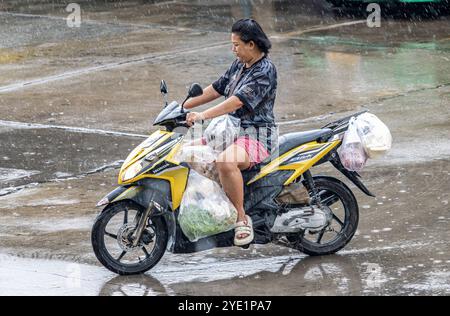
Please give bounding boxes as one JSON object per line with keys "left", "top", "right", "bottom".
{"left": 91, "top": 81, "right": 374, "bottom": 275}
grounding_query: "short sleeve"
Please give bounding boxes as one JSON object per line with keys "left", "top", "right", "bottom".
{"left": 212, "top": 60, "right": 239, "bottom": 96}
{"left": 233, "top": 70, "right": 272, "bottom": 113}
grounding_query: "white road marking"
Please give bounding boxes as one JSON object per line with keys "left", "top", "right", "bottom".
{"left": 0, "top": 119, "right": 148, "bottom": 138}
{"left": 0, "top": 9, "right": 202, "bottom": 33}
{"left": 0, "top": 13, "right": 368, "bottom": 94}
{"left": 271, "top": 20, "right": 367, "bottom": 39}
{"left": 0, "top": 41, "right": 229, "bottom": 94}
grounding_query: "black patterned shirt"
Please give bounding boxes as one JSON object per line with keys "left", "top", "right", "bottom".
{"left": 212, "top": 56, "right": 278, "bottom": 153}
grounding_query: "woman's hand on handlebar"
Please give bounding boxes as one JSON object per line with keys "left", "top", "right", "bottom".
{"left": 186, "top": 112, "right": 205, "bottom": 126}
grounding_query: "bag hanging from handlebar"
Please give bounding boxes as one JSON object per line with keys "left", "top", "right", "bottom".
{"left": 179, "top": 170, "right": 238, "bottom": 242}
{"left": 203, "top": 114, "right": 241, "bottom": 152}
{"left": 338, "top": 117, "right": 368, "bottom": 172}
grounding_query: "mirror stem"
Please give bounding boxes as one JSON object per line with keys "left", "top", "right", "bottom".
{"left": 181, "top": 96, "right": 190, "bottom": 113}
{"left": 162, "top": 93, "right": 168, "bottom": 107}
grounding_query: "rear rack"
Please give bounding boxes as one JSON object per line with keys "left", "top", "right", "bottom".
{"left": 321, "top": 110, "right": 369, "bottom": 130}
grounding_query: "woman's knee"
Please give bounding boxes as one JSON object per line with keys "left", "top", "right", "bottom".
{"left": 217, "top": 145, "right": 250, "bottom": 170}
{"left": 215, "top": 160, "right": 238, "bottom": 174}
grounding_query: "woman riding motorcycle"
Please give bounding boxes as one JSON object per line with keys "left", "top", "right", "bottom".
{"left": 185, "top": 19, "right": 278, "bottom": 246}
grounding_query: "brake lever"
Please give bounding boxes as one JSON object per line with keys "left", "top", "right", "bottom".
{"left": 177, "top": 121, "right": 193, "bottom": 128}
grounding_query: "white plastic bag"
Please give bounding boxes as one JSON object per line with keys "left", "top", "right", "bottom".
{"left": 179, "top": 171, "right": 237, "bottom": 242}
{"left": 338, "top": 117, "right": 368, "bottom": 172}
{"left": 174, "top": 143, "right": 220, "bottom": 183}
{"left": 355, "top": 113, "right": 392, "bottom": 158}
{"left": 204, "top": 115, "right": 241, "bottom": 151}
{"left": 174, "top": 143, "right": 217, "bottom": 164}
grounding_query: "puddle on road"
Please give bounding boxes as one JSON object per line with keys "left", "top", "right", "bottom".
{"left": 403, "top": 271, "right": 450, "bottom": 294}
{"left": 6, "top": 216, "right": 94, "bottom": 232}
{"left": 0, "top": 167, "right": 40, "bottom": 182}
{"left": 0, "top": 125, "right": 139, "bottom": 189}
{"left": 114, "top": 240, "right": 450, "bottom": 296}
{"left": 0, "top": 251, "right": 360, "bottom": 296}
{"left": 0, "top": 254, "right": 112, "bottom": 296}
{"left": 0, "top": 13, "right": 136, "bottom": 50}
{"left": 2, "top": 238, "right": 449, "bottom": 295}
{"left": 0, "top": 187, "right": 80, "bottom": 210}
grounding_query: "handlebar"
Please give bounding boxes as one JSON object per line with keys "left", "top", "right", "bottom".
{"left": 178, "top": 119, "right": 205, "bottom": 128}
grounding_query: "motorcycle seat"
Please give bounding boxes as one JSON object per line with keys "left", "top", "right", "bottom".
{"left": 244, "top": 128, "right": 333, "bottom": 174}
{"left": 277, "top": 128, "right": 333, "bottom": 157}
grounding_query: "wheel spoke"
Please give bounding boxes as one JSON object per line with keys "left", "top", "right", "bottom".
{"left": 142, "top": 247, "right": 150, "bottom": 258}
{"left": 333, "top": 213, "right": 344, "bottom": 227}
{"left": 105, "top": 231, "right": 118, "bottom": 239}
{"left": 117, "top": 251, "right": 127, "bottom": 262}
{"left": 321, "top": 193, "right": 339, "bottom": 206}
{"left": 316, "top": 228, "right": 326, "bottom": 244}
{"left": 124, "top": 209, "right": 128, "bottom": 224}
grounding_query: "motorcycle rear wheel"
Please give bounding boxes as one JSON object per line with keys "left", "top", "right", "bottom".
{"left": 288, "top": 177, "right": 359, "bottom": 256}
{"left": 92, "top": 200, "right": 168, "bottom": 275}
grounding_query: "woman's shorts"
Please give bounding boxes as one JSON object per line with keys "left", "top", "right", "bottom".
{"left": 234, "top": 136, "right": 270, "bottom": 169}
{"left": 200, "top": 136, "right": 270, "bottom": 169}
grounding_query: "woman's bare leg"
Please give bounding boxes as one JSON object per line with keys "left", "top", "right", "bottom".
{"left": 216, "top": 145, "right": 251, "bottom": 238}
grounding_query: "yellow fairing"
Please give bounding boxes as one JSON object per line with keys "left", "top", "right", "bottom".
{"left": 118, "top": 131, "right": 189, "bottom": 210}
{"left": 119, "top": 130, "right": 172, "bottom": 174}
{"left": 111, "top": 186, "right": 143, "bottom": 203}
{"left": 142, "top": 141, "right": 188, "bottom": 210}
{"left": 247, "top": 140, "right": 340, "bottom": 186}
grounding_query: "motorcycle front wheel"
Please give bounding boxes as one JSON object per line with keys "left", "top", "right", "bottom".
{"left": 92, "top": 200, "right": 168, "bottom": 275}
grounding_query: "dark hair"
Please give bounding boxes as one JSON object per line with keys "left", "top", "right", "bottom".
{"left": 231, "top": 19, "right": 272, "bottom": 54}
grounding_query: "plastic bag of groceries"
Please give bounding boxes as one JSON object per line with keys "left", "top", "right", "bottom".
{"left": 204, "top": 115, "right": 241, "bottom": 151}
{"left": 178, "top": 170, "right": 237, "bottom": 242}
{"left": 338, "top": 117, "right": 368, "bottom": 172}
{"left": 355, "top": 113, "right": 392, "bottom": 159}
{"left": 174, "top": 143, "right": 220, "bottom": 183}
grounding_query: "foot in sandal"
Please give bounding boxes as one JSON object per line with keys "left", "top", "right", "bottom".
{"left": 234, "top": 215, "right": 254, "bottom": 246}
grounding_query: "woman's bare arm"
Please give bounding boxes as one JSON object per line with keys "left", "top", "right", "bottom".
{"left": 186, "top": 96, "right": 243, "bottom": 125}
{"left": 184, "top": 85, "right": 221, "bottom": 109}
{"left": 201, "top": 96, "right": 243, "bottom": 120}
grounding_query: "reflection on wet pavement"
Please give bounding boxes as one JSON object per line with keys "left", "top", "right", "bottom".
{"left": 2, "top": 238, "right": 450, "bottom": 295}
{"left": 0, "top": 125, "right": 138, "bottom": 189}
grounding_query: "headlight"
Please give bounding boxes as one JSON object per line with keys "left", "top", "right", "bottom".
{"left": 121, "top": 138, "right": 181, "bottom": 182}
{"left": 122, "top": 152, "right": 159, "bottom": 182}
{"left": 123, "top": 162, "right": 144, "bottom": 182}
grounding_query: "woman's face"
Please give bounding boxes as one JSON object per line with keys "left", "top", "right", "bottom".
{"left": 231, "top": 33, "right": 255, "bottom": 63}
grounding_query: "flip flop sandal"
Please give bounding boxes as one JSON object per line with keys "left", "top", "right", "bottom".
{"left": 234, "top": 215, "right": 254, "bottom": 246}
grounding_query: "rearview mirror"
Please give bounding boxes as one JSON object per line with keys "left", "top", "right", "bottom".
{"left": 181, "top": 83, "right": 203, "bottom": 112}
{"left": 188, "top": 83, "right": 203, "bottom": 98}
{"left": 160, "top": 80, "right": 168, "bottom": 94}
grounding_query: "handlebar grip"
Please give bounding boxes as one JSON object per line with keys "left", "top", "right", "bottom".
{"left": 179, "top": 120, "right": 203, "bottom": 127}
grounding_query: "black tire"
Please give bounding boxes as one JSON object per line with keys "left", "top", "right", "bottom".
{"left": 92, "top": 201, "right": 168, "bottom": 275}
{"left": 293, "top": 177, "right": 359, "bottom": 256}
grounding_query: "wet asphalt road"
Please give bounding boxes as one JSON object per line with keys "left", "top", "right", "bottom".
{"left": 0, "top": 0, "right": 450, "bottom": 295}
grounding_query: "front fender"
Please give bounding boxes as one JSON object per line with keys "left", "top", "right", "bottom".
{"left": 96, "top": 186, "right": 129, "bottom": 207}
{"left": 97, "top": 178, "right": 173, "bottom": 209}
{"left": 96, "top": 179, "right": 178, "bottom": 253}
